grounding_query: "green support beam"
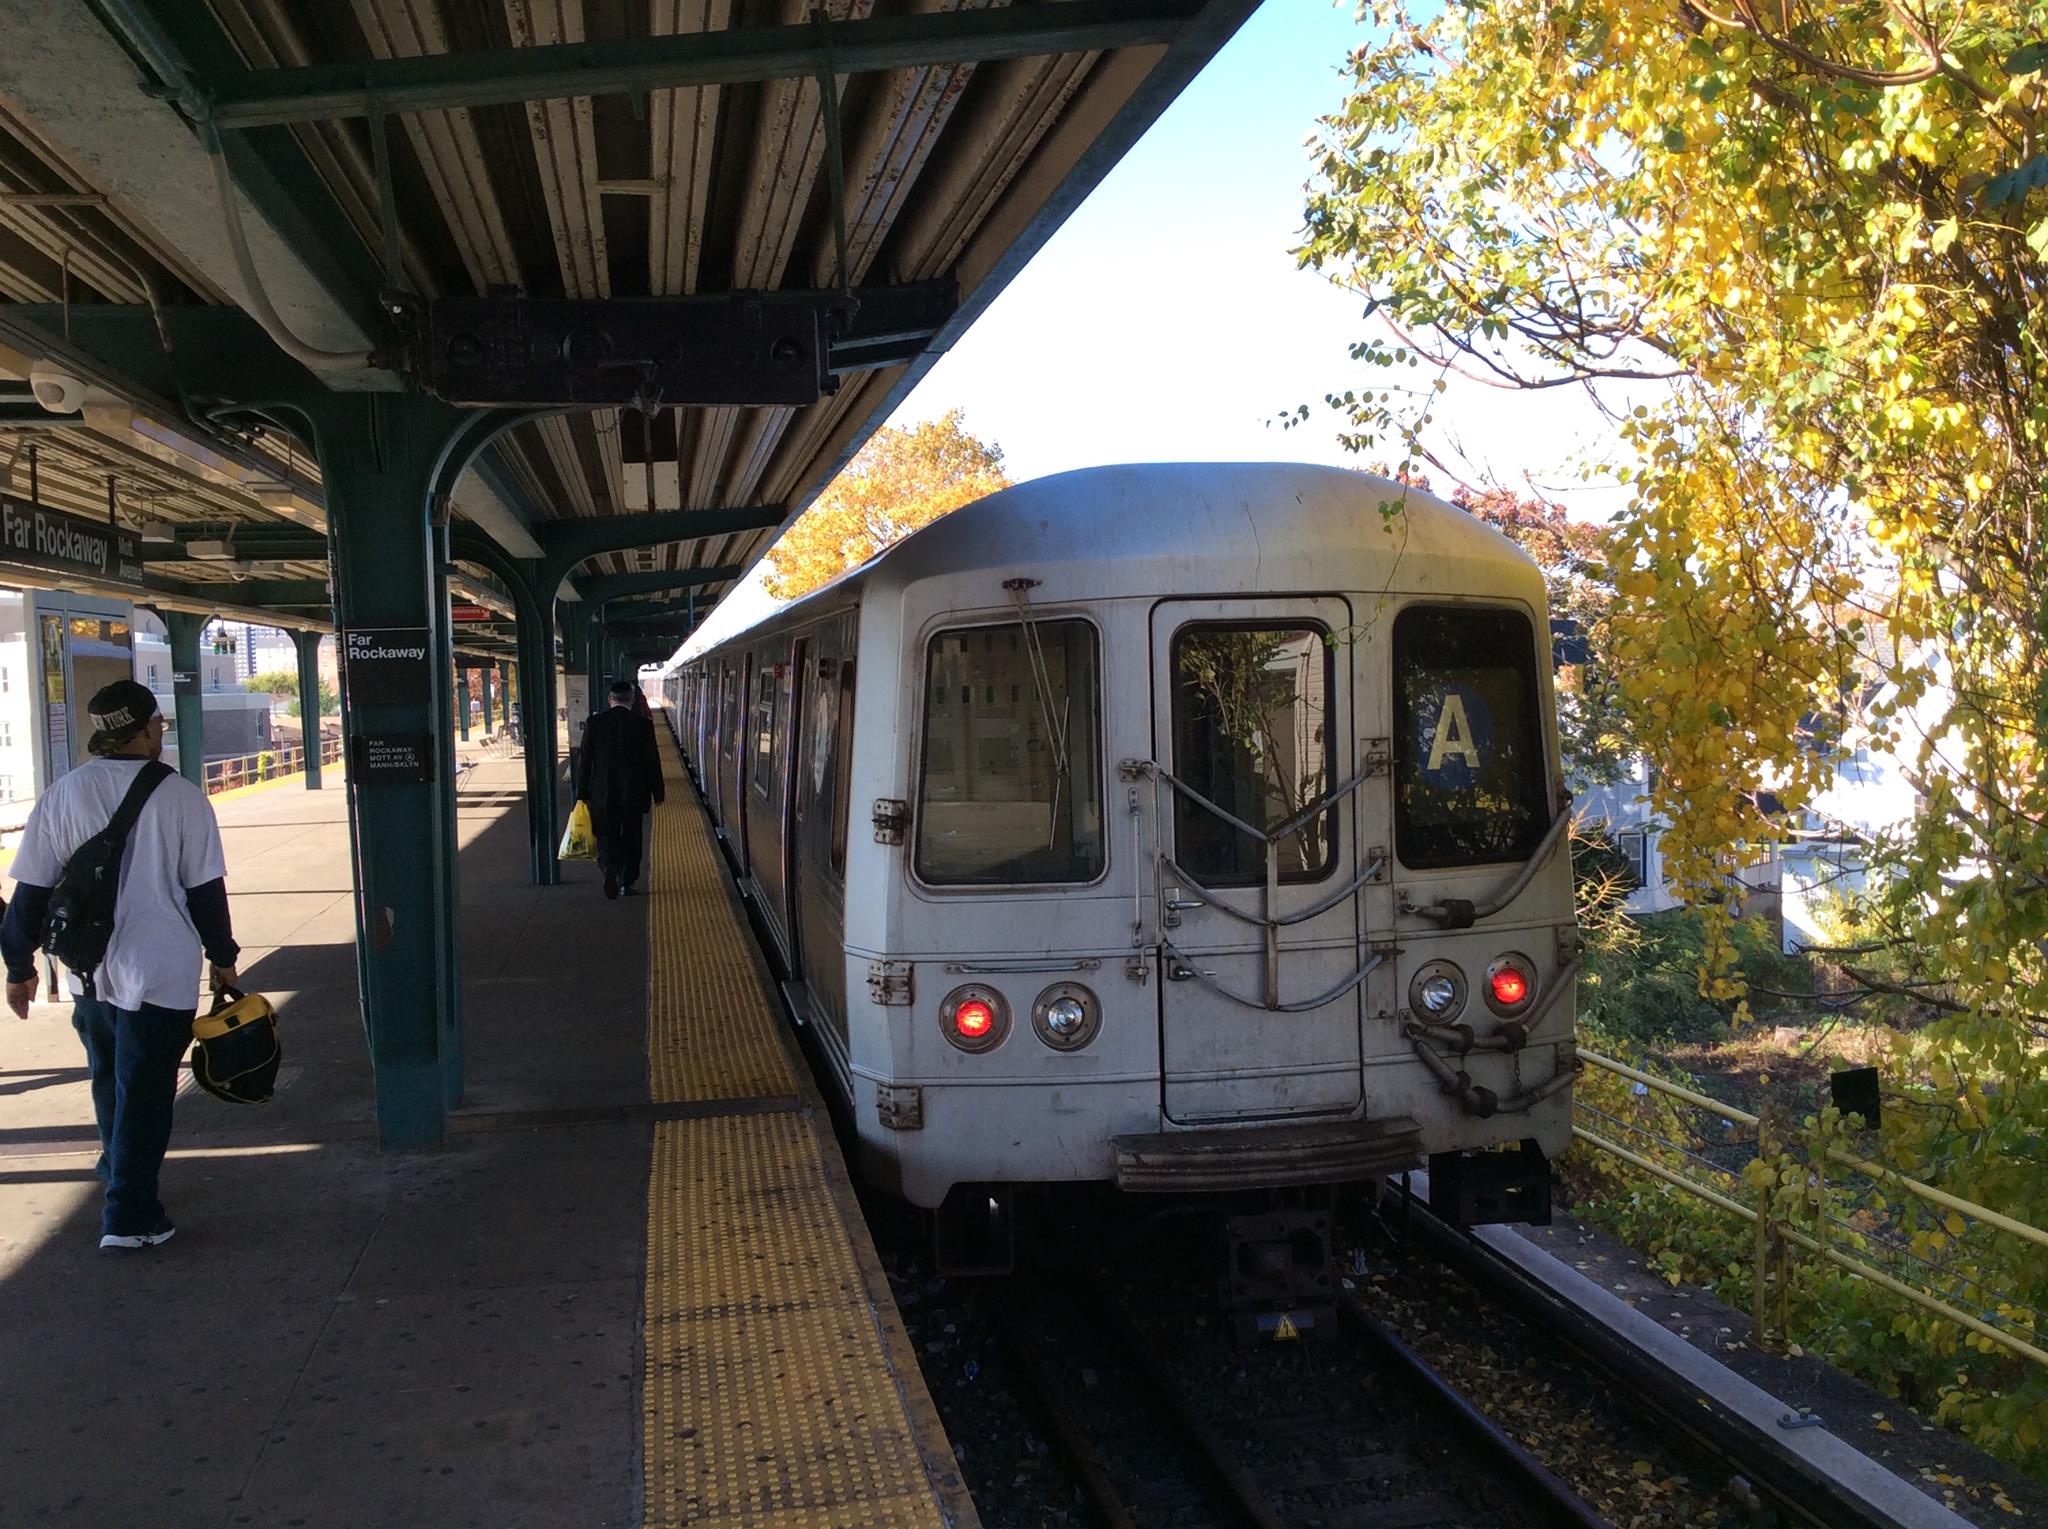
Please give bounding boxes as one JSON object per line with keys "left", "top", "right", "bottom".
{"left": 205, "top": 3, "right": 1200, "bottom": 127}
{"left": 144, "top": 576, "right": 332, "bottom": 611}
{"left": 294, "top": 628, "right": 325, "bottom": 790}
{"left": 575, "top": 566, "right": 741, "bottom": 605}
{"left": 164, "top": 611, "right": 206, "bottom": 789}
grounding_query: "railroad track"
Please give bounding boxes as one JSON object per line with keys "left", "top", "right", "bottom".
{"left": 992, "top": 1254, "right": 1605, "bottom": 1529}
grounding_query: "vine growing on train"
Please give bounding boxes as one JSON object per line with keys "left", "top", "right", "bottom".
{"left": 763, "top": 409, "right": 1010, "bottom": 601}
{"left": 1299, "top": 0, "right": 2048, "bottom": 1462}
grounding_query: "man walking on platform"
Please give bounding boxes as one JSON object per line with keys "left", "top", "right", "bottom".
{"left": 2, "top": 680, "right": 239, "bottom": 1252}
{"left": 577, "top": 680, "right": 665, "bottom": 900}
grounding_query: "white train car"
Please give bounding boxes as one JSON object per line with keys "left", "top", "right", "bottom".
{"left": 665, "top": 463, "right": 1578, "bottom": 1253}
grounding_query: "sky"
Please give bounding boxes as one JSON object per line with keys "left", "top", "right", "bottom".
{"left": 672, "top": 1, "right": 1625, "bottom": 660}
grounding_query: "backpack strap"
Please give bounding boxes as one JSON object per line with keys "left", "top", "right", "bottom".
{"left": 106, "top": 759, "right": 175, "bottom": 847}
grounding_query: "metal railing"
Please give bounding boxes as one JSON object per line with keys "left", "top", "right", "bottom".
{"left": 1573, "top": 1046, "right": 2048, "bottom": 1367}
{"left": 200, "top": 736, "right": 344, "bottom": 795}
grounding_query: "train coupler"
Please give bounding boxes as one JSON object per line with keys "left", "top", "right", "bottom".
{"left": 1222, "top": 1196, "right": 1336, "bottom": 1344}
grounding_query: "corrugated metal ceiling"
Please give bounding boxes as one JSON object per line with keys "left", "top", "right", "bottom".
{"left": 0, "top": 0, "right": 1251, "bottom": 641}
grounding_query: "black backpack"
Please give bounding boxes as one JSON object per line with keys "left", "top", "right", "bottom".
{"left": 43, "top": 761, "right": 174, "bottom": 996}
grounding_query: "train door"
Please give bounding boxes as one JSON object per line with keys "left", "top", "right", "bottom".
{"left": 726, "top": 655, "right": 752, "bottom": 867}
{"left": 746, "top": 644, "right": 790, "bottom": 916}
{"left": 1147, "top": 598, "right": 1368, "bottom": 1124}
{"left": 758, "top": 637, "right": 806, "bottom": 967}
{"left": 791, "top": 619, "right": 855, "bottom": 1055}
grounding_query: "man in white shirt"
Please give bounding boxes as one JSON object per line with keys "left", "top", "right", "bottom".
{"left": 2, "top": 680, "right": 239, "bottom": 1252}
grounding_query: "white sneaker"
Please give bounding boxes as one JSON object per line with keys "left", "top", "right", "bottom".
{"left": 99, "top": 1219, "right": 176, "bottom": 1251}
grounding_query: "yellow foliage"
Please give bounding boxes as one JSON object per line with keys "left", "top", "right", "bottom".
{"left": 761, "top": 409, "right": 1009, "bottom": 601}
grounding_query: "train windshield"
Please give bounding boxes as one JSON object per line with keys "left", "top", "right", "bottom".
{"left": 916, "top": 619, "right": 1104, "bottom": 885}
{"left": 1393, "top": 605, "right": 1549, "bottom": 868}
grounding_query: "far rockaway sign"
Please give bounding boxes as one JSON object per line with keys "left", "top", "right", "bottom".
{"left": 0, "top": 493, "right": 145, "bottom": 590}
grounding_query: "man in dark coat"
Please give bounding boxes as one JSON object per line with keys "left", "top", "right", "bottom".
{"left": 575, "top": 680, "right": 665, "bottom": 899}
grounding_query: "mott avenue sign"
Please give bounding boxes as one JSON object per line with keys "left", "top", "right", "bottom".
{"left": 0, "top": 493, "right": 144, "bottom": 589}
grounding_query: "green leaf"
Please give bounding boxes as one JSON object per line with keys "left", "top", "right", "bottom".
{"left": 2004, "top": 42, "right": 2048, "bottom": 76}
{"left": 2028, "top": 218, "right": 2048, "bottom": 258}
{"left": 1662, "top": 124, "right": 1686, "bottom": 152}
{"left": 1930, "top": 217, "right": 1958, "bottom": 255}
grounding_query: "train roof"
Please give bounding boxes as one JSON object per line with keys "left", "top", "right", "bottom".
{"left": 686, "top": 462, "right": 1547, "bottom": 660}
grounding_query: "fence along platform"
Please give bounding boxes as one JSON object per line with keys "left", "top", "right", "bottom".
{"left": 640, "top": 724, "right": 974, "bottom": 1529}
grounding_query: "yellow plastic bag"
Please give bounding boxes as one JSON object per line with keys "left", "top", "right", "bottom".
{"left": 558, "top": 799, "right": 597, "bottom": 861}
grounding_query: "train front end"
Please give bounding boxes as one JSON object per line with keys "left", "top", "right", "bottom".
{"left": 835, "top": 467, "right": 1576, "bottom": 1261}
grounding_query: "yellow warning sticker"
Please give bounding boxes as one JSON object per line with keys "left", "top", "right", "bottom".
{"left": 1274, "top": 1314, "right": 1300, "bottom": 1341}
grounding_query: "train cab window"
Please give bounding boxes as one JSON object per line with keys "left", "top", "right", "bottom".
{"left": 916, "top": 620, "right": 1104, "bottom": 885}
{"left": 1392, "top": 604, "right": 1549, "bottom": 868}
{"left": 1169, "top": 624, "right": 1336, "bottom": 884}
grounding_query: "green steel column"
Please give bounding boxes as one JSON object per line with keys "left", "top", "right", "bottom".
{"left": 479, "top": 663, "right": 494, "bottom": 733}
{"left": 310, "top": 392, "right": 465, "bottom": 1150}
{"left": 455, "top": 663, "right": 472, "bottom": 741}
{"left": 430, "top": 525, "right": 462, "bottom": 1110}
{"left": 294, "top": 628, "right": 325, "bottom": 790}
{"left": 164, "top": 610, "right": 205, "bottom": 788}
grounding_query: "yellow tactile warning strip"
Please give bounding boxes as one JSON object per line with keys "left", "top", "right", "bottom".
{"left": 641, "top": 722, "right": 965, "bottom": 1529}
{"left": 647, "top": 741, "right": 800, "bottom": 1104}
{"left": 644, "top": 1114, "right": 947, "bottom": 1529}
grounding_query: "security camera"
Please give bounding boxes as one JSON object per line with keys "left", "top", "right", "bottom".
{"left": 27, "top": 359, "right": 87, "bottom": 414}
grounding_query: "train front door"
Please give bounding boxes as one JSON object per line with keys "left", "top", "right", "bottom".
{"left": 1148, "top": 598, "right": 1368, "bottom": 1124}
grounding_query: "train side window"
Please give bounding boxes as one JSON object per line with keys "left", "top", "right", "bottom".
{"left": 1169, "top": 624, "right": 1337, "bottom": 884}
{"left": 1392, "top": 604, "right": 1548, "bottom": 868}
{"left": 750, "top": 662, "right": 776, "bottom": 795}
{"left": 916, "top": 619, "right": 1104, "bottom": 886}
{"left": 829, "top": 659, "right": 856, "bottom": 876}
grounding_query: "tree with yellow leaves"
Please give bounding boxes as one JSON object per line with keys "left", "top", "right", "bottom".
{"left": 1301, "top": 2, "right": 2048, "bottom": 1469}
{"left": 762, "top": 409, "right": 1010, "bottom": 601}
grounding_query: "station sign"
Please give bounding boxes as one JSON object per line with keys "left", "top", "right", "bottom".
{"left": 449, "top": 603, "right": 494, "bottom": 623}
{"left": 350, "top": 732, "right": 435, "bottom": 784}
{"left": 0, "top": 493, "right": 145, "bottom": 590}
{"left": 342, "top": 627, "right": 432, "bottom": 706}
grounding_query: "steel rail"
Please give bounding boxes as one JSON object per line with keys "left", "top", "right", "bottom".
{"left": 1392, "top": 1179, "right": 1929, "bottom": 1529}
{"left": 1336, "top": 1293, "right": 1609, "bottom": 1529}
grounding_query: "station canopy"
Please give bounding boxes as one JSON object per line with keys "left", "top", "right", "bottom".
{"left": 0, "top": 1, "right": 1255, "bottom": 655}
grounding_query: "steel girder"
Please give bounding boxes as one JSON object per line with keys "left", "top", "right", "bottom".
{"left": 202, "top": 4, "right": 1207, "bottom": 128}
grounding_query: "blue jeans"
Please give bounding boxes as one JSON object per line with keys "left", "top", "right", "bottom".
{"left": 71, "top": 996, "right": 195, "bottom": 1236}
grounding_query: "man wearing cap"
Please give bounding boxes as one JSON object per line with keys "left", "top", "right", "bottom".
{"left": 1, "top": 679, "right": 240, "bottom": 1252}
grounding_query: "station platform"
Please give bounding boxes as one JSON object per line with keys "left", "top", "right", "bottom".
{"left": 0, "top": 734, "right": 973, "bottom": 1528}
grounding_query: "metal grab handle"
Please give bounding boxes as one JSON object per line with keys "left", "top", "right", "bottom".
{"left": 1160, "top": 943, "right": 1386, "bottom": 1014}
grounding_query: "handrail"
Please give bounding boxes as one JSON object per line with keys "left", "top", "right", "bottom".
{"left": 1578, "top": 1048, "right": 2048, "bottom": 1251}
{"left": 200, "top": 735, "right": 344, "bottom": 795}
{"left": 1572, "top": 1050, "right": 2048, "bottom": 1367}
{"left": 1575, "top": 1122, "right": 2048, "bottom": 1369}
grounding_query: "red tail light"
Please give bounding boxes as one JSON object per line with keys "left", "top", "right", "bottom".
{"left": 1490, "top": 968, "right": 1528, "bottom": 1006}
{"left": 954, "top": 999, "right": 995, "bottom": 1039}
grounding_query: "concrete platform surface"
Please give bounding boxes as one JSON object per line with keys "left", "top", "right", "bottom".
{"left": 0, "top": 753, "right": 653, "bottom": 1528}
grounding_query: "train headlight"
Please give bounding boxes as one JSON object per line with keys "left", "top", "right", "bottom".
{"left": 1407, "top": 961, "right": 1467, "bottom": 1022}
{"left": 1031, "top": 982, "right": 1101, "bottom": 1051}
{"left": 1484, "top": 954, "right": 1537, "bottom": 1016}
{"left": 940, "top": 984, "right": 1010, "bottom": 1053}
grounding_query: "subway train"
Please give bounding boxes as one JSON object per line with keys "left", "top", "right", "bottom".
{"left": 661, "top": 463, "right": 1579, "bottom": 1268}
